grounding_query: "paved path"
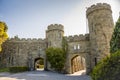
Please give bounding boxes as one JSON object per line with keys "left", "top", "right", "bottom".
{"left": 0, "top": 70, "right": 91, "bottom": 80}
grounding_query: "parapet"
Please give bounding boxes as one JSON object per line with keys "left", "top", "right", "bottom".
{"left": 86, "top": 3, "right": 112, "bottom": 17}
{"left": 47, "top": 24, "right": 64, "bottom": 32}
{"left": 66, "top": 34, "right": 89, "bottom": 42}
{"left": 7, "top": 36, "right": 45, "bottom": 43}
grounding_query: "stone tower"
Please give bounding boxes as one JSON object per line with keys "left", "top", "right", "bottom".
{"left": 86, "top": 3, "right": 114, "bottom": 68}
{"left": 46, "top": 24, "right": 64, "bottom": 48}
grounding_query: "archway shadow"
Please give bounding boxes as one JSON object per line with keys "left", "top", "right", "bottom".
{"left": 34, "top": 57, "right": 44, "bottom": 71}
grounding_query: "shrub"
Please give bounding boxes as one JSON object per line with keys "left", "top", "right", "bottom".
{"left": 9, "top": 66, "right": 29, "bottom": 73}
{"left": 46, "top": 47, "right": 65, "bottom": 71}
{"left": 110, "top": 17, "right": 120, "bottom": 53}
{"left": 91, "top": 50, "right": 120, "bottom": 80}
{"left": 0, "top": 68, "right": 9, "bottom": 72}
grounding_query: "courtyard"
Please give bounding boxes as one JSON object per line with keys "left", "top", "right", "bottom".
{"left": 0, "top": 70, "right": 91, "bottom": 80}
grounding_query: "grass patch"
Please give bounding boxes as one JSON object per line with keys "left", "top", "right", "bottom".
{"left": 0, "top": 68, "right": 9, "bottom": 72}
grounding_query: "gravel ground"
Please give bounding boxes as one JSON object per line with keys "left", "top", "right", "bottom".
{"left": 0, "top": 70, "right": 91, "bottom": 80}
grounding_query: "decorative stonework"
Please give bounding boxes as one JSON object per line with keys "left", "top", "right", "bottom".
{"left": 0, "top": 3, "right": 114, "bottom": 74}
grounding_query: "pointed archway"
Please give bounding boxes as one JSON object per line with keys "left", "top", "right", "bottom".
{"left": 71, "top": 55, "right": 86, "bottom": 74}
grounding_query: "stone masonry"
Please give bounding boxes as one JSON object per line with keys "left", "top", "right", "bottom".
{"left": 0, "top": 3, "right": 114, "bottom": 74}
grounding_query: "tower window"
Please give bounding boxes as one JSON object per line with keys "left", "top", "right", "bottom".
{"left": 78, "top": 44, "right": 80, "bottom": 49}
{"left": 74, "top": 45, "right": 77, "bottom": 50}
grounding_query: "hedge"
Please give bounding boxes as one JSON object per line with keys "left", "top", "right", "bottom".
{"left": 0, "top": 68, "right": 9, "bottom": 72}
{"left": 9, "top": 66, "right": 29, "bottom": 73}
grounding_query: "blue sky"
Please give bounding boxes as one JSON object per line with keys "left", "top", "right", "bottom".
{"left": 0, "top": 0, "right": 120, "bottom": 38}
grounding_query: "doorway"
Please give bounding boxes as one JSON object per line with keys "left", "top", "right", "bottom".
{"left": 34, "top": 57, "right": 44, "bottom": 70}
{"left": 71, "top": 55, "right": 86, "bottom": 74}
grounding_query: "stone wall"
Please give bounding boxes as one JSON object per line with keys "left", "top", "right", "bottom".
{"left": 86, "top": 3, "right": 114, "bottom": 70}
{"left": 0, "top": 36, "right": 46, "bottom": 69}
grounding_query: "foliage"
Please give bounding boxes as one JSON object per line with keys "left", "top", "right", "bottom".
{"left": 62, "top": 37, "right": 68, "bottom": 56}
{"left": 38, "top": 58, "right": 44, "bottom": 65}
{"left": 91, "top": 50, "right": 120, "bottom": 80}
{"left": 0, "top": 21, "right": 8, "bottom": 52}
{"left": 110, "top": 17, "right": 120, "bottom": 53}
{"left": 0, "top": 68, "right": 9, "bottom": 72}
{"left": 9, "top": 66, "right": 29, "bottom": 73}
{"left": 46, "top": 47, "right": 65, "bottom": 71}
{"left": 35, "top": 58, "right": 44, "bottom": 69}
{"left": 39, "top": 65, "right": 44, "bottom": 68}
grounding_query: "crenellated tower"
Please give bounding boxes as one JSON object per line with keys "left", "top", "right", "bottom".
{"left": 86, "top": 3, "right": 114, "bottom": 68}
{"left": 46, "top": 24, "right": 64, "bottom": 48}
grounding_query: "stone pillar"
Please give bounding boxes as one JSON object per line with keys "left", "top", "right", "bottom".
{"left": 86, "top": 3, "right": 114, "bottom": 70}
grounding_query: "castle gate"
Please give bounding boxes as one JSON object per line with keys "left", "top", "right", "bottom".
{"left": 28, "top": 49, "right": 46, "bottom": 71}
{"left": 34, "top": 57, "right": 44, "bottom": 70}
{"left": 65, "top": 34, "right": 90, "bottom": 74}
{"left": 71, "top": 55, "right": 86, "bottom": 73}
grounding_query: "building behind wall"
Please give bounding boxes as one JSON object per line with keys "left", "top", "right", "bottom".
{"left": 0, "top": 3, "right": 114, "bottom": 74}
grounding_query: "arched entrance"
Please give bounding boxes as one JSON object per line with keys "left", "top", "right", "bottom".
{"left": 34, "top": 57, "right": 44, "bottom": 70}
{"left": 71, "top": 55, "right": 86, "bottom": 74}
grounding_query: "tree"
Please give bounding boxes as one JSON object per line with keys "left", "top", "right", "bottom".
{"left": 110, "top": 16, "right": 120, "bottom": 53}
{"left": 91, "top": 50, "right": 120, "bottom": 80}
{"left": 46, "top": 47, "right": 65, "bottom": 71}
{"left": 0, "top": 21, "right": 8, "bottom": 51}
{"left": 62, "top": 37, "right": 68, "bottom": 57}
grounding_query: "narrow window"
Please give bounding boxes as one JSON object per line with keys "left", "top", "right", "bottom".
{"left": 78, "top": 44, "right": 80, "bottom": 49}
{"left": 9, "top": 57, "right": 10, "bottom": 63}
{"left": 95, "top": 57, "right": 97, "bottom": 65}
{"left": 11, "top": 57, "right": 14, "bottom": 65}
{"left": 74, "top": 45, "right": 76, "bottom": 50}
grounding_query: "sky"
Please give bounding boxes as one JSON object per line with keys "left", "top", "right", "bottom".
{"left": 0, "top": 0, "right": 120, "bottom": 38}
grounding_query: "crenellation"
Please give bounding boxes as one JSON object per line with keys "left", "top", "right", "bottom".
{"left": 66, "top": 34, "right": 89, "bottom": 42}
{"left": 85, "top": 34, "right": 89, "bottom": 40}
{"left": 7, "top": 37, "right": 45, "bottom": 42}
{"left": 47, "top": 24, "right": 64, "bottom": 32}
{"left": 86, "top": 3, "right": 111, "bottom": 17}
{"left": 21, "top": 38, "right": 26, "bottom": 41}
{"left": 27, "top": 38, "right": 31, "bottom": 40}
{"left": 74, "top": 35, "right": 79, "bottom": 41}
{"left": 38, "top": 38, "right": 44, "bottom": 41}
{"left": 67, "top": 36, "right": 74, "bottom": 41}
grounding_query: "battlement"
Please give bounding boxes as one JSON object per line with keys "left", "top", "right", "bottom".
{"left": 65, "top": 34, "right": 89, "bottom": 42}
{"left": 86, "top": 3, "right": 111, "bottom": 17}
{"left": 47, "top": 24, "right": 64, "bottom": 32}
{"left": 7, "top": 36, "right": 45, "bottom": 42}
